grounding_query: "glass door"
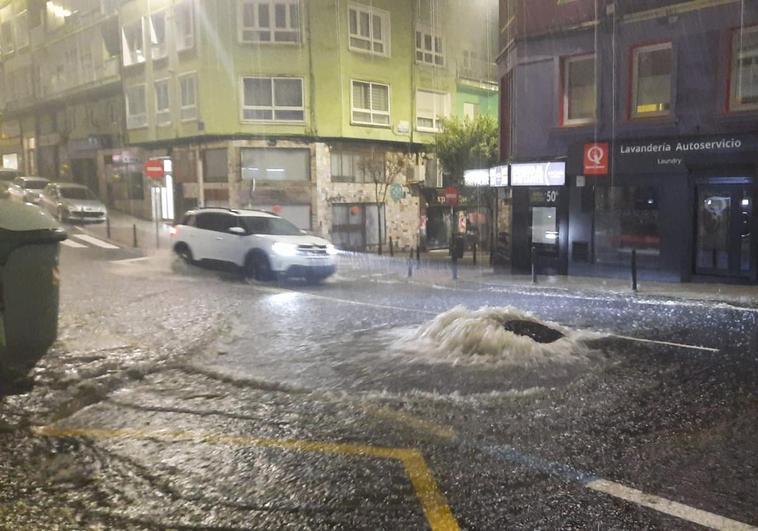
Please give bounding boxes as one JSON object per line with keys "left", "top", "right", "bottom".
{"left": 696, "top": 186, "right": 754, "bottom": 278}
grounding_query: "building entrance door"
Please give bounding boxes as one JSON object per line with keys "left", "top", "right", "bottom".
{"left": 695, "top": 185, "right": 754, "bottom": 278}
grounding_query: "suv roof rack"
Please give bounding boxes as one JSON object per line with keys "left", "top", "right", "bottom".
{"left": 193, "top": 206, "right": 239, "bottom": 213}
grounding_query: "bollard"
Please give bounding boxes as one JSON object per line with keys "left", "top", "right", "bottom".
{"left": 452, "top": 255, "right": 458, "bottom": 280}
{"left": 156, "top": 221, "right": 160, "bottom": 249}
{"left": 106, "top": 216, "right": 111, "bottom": 239}
{"left": 416, "top": 245, "right": 420, "bottom": 265}
{"left": 132, "top": 224, "right": 138, "bottom": 248}
{"left": 631, "top": 248, "right": 638, "bottom": 292}
{"left": 389, "top": 237, "right": 394, "bottom": 257}
{"left": 531, "top": 245, "right": 537, "bottom": 284}
{"left": 472, "top": 242, "right": 477, "bottom": 266}
{"left": 408, "top": 248, "right": 413, "bottom": 278}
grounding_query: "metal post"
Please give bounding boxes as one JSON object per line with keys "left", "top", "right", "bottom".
{"left": 106, "top": 216, "right": 111, "bottom": 240}
{"left": 132, "top": 224, "right": 138, "bottom": 248}
{"left": 452, "top": 255, "right": 458, "bottom": 280}
{"left": 531, "top": 245, "right": 537, "bottom": 284}
{"left": 472, "top": 242, "right": 477, "bottom": 265}
{"left": 416, "top": 244, "right": 420, "bottom": 265}
{"left": 631, "top": 248, "right": 638, "bottom": 292}
{"left": 155, "top": 188, "right": 161, "bottom": 249}
{"left": 408, "top": 248, "right": 413, "bottom": 278}
{"left": 389, "top": 237, "right": 394, "bottom": 257}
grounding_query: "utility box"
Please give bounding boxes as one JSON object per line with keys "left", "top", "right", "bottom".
{"left": 0, "top": 200, "right": 66, "bottom": 381}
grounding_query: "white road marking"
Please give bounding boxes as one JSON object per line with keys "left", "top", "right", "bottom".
{"left": 586, "top": 479, "right": 758, "bottom": 531}
{"left": 71, "top": 234, "right": 119, "bottom": 250}
{"left": 110, "top": 256, "right": 151, "bottom": 264}
{"left": 610, "top": 334, "right": 720, "bottom": 353}
{"left": 60, "top": 239, "right": 87, "bottom": 249}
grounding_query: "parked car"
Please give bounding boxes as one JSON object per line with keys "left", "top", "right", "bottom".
{"left": 39, "top": 183, "right": 108, "bottom": 224}
{"left": 7, "top": 176, "right": 50, "bottom": 204}
{"left": 0, "top": 168, "right": 21, "bottom": 194}
{"left": 171, "top": 207, "right": 338, "bottom": 282}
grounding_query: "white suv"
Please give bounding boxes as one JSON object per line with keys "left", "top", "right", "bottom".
{"left": 171, "top": 208, "right": 338, "bottom": 282}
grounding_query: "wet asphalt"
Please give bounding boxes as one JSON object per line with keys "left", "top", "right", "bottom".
{"left": 1, "top": 240, "right": 757, "bottom": 530}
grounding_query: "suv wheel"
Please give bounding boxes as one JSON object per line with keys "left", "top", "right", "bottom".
{"left": 175, "top": 244, "right": 194, "bottom": 264}
{"left": 245, "top": 251, "right": 273, "bottom": 281}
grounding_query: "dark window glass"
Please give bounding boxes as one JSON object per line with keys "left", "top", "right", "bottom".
{"left": 241, "top": 216, "right": 301, "bottom": 235}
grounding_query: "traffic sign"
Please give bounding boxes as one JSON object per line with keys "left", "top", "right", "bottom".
{"left": 144, "top": 159, "right": 164, "bottom": 179}
{"left": 444, "top": 186, "right": 459, "bottom": 206}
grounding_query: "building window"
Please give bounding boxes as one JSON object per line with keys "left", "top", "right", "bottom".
{"left": 122, "top": 20, "right": 145, "bottom": 66}
{"left": 631, "top": 43, "right": 673, "bottom": 118}
{"left": 416, "top": 89, "right": 449, "bottom": 132}
{"left": 348, "top": 4, "right": 389, "bottom": 56}
{"left": 331, "top": 203, "right": 386, "bottom": 251}
{"left": 241, "top": 77, "right": 304, "bottom": 122}
{"left": 330, "top": 149, "right": 385, "bottom": 183}
{"left": 1, "top": 20, "right": 14, "bottom": 55}
{"left": 175, "top": 0, "right": 195, "bottom": 51}
{"left": 730, "top": 26, "right": 758, "bottom": 112}
{"left": 15, "top": 10, "right": 28, "bottom": 49}
{"left": 562, "top": 54, "right": 596, "bottom": 125}
{"left": 240, "top": 148, "right": 310, "bottom": 181}
{"left": 125, "top": 85, "right": 147, "bottom": 129}
{"left": 351, "top": 81, "right": 390, "bottom": 126}
{"left": 179, "top": 73, "right": 198, "bottom": 121}
{"left": 240, "top": 0, "right": 301, "bottom": 44}
{"left": 154, "top": 79, "right": 171, "bottom": 125}
{"left": 149, "top": 11, "right": 168, "bottom": 60}
{"left": 594, "top": 186, "right": 661, "bottom": 269}
{"left": 463, "top": 102, "right": 479, "bottom": 120}
{"left": 415, "top": 28, "right": 444, "bottom": 66}
{"left": 203, "top": 148, "right": 228, "bottom": 183}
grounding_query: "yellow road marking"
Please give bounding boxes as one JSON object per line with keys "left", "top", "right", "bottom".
{"left": 367, "top": 406, "right": 458, "bottom": 441}
{"left": 33, "top": 425, "right": 459, "bottom": 531}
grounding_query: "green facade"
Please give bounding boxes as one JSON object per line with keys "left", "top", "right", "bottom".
{"left": 121, "top": 0, "right": 498, "bottom": 147}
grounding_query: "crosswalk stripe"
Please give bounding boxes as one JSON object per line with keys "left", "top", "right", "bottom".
{"left": 71, "top": 234, "right": 119, "bottom": 250}
{"left": 61, "top": 239, "right": 87, "bottom": 249}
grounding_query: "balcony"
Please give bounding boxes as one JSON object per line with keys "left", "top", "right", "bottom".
{"left": 457, "top": 58, "right": 498, "bottom": 84}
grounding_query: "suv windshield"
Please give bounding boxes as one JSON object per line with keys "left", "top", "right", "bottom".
{"left": 240, "top": 216, "right": 302, "bottom": 236}
{"left": 60, "top": 187, "right": 95, "bottom": 200}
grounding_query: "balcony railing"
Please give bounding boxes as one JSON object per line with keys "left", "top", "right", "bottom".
{"left": 457, "top": 58, "right": 498, "bottom": 83}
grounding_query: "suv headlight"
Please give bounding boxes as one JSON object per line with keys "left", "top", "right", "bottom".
{"left": 272, "top": 242, "right": 298, "bottom": 257}
{"left": 326, "top": 244, "right": 339, "bottom": 256}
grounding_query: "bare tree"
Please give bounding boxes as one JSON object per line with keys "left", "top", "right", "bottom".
{"left": 358, "top": 150, "right": 409, "bottom": 255}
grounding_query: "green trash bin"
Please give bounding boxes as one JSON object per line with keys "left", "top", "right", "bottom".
{"left": 0, "top": 199, "right": 67, "bottom": 382}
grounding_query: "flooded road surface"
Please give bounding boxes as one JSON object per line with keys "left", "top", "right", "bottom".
{"left": 2, "top": 248, "right": 757, "bottom": 529}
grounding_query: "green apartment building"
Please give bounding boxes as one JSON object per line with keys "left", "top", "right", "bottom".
{"left": 119, "top": 0, "right": 497, "bottom": 250}
{"left": 1, "top": 0, "right": 497, "bottom": 251}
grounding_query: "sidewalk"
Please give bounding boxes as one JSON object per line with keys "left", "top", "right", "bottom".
{"left": 337, "top": 252, "right": 758, "bottom": 309}
{"left": 83, "top": 209, "right": 173, "bottom": 254}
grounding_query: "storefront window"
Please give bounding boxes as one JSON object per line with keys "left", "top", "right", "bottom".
{"left": 594, "top": 186, "right": 660, "bottom": 268}
{"left": 331, "top": 203, "right": 385, "bottom": 251}
{"left": 241, "top": 148, "right": 309, "bottom": 181}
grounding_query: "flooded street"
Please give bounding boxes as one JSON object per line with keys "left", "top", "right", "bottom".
{"left": 2, "top": 244, "right": 758, "bottom": 529}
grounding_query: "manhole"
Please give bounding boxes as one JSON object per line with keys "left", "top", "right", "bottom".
{"left": 502, "top": 319, "right": 564, "bottom": 344}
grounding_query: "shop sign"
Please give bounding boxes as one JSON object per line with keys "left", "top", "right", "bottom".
{"left": 463, "top": 169, "right": 490, "bottom": 187}
{"left": 583, "top": 143, "right": 609, "bottom": 175}
{"left": 614, "top": 134, "right": 758, "bottom": 174}
{"left": 511, "top": 161, "right": 566, "bottom": 186}
{"left": 489, "top": 165, "right": 508, "bottom": 187}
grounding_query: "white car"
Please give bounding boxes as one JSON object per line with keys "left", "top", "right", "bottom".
{"left": 39, "top": 183, "right": 108, "bottom": 223}
{"left": 171, "top": 207, "right": 338, "bottom": 282}
{"left": 7, "top": 176, "right": 50, "bottom": 204}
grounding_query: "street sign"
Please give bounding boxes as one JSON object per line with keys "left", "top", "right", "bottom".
{"left": 144, "top": 159, "right": 164, "bottom": 179}
{"left": 444, "top": 186, "right": 459, "bottom": 206}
